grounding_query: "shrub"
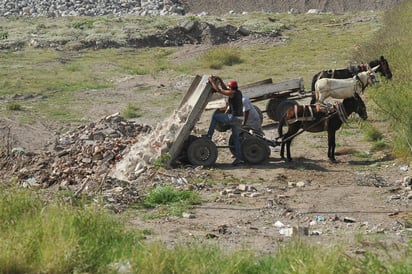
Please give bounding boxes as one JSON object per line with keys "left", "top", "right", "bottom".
{"left": 201, "top": 46, "right": 242, "bottom": 69}
{"left": 6, "top": 101, "right": 22, "bottom": 111}
{"left": 122, "top": 104, "right": 142, "bottom": 118}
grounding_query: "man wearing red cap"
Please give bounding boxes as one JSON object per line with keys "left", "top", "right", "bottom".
{"left": 206, "top": 75, "right": 244, "bottom": 166}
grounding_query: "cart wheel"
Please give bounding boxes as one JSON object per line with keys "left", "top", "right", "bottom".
{"left": 187, "top": 137, "right": 218, "bottom": 167}
{"left": 241, "top": 136, "right": 270, "bottom": 164}
{"left": 253, "top": 105, "right": 264, "bottom": 122}
{"left": 174, "top": 135, "right": 198, "bottom": 165}
{"left": 266, "top": 99, "right": 283, "bottom": 121}
{"left": 275, "top": 99, "right": 298, "bottom": 122}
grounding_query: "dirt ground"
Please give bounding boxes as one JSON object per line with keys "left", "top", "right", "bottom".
{"left": 2, "top": 57, "right": 410, "bottom": 255}
{"left": 1, "top": 1, "right": 411, "bottom": 256}
{"left": 128, "top": 89, "right": 412, "bottom": 255}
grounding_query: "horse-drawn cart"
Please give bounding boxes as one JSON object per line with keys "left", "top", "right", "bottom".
{"left": 167, "top": 75, "right": 311, "bottom": 167}
{"left": 206, "top": 77, "right": 311, "bottom": 122}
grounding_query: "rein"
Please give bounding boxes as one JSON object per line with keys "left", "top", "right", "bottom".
{"left": 335, "top": 102, "right": 348, "bottom": 124}
{"left": 355, "top": 74, "right": 367, "bottom": 93}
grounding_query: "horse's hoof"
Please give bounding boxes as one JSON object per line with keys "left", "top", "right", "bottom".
{"left": 329, "top": 158, "right": 337, "bottom": 163}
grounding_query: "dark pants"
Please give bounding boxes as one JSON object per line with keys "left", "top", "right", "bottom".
{"left": 207, "top": 113, "right": 243, "bottom": 160}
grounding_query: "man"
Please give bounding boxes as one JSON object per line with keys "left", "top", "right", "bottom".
{"left": 206, "top": 75, "right": 244, "bottom": 166}
{"left": 242, "top": 96, "right": 263, "bottom": 135}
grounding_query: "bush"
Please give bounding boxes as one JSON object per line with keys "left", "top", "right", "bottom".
{"left": 122, "top": 104, "right": 142, "bottom": 118}
{"left": 201, "top": 46, "right": 242, "bottom": 69}
{"left": 6, "top": 101, "right": 22, "bottom": 111}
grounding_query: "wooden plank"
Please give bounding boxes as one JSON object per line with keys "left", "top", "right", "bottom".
{"left": 242, "top": 77, "right": 304, "bottom": 98}
{"left": 205, "top": 77, "right": 304, "bottom": 110}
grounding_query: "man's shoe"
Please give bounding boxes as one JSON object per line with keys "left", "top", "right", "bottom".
{"left": 232, "top": 159, "right": 245, "bottom": 166}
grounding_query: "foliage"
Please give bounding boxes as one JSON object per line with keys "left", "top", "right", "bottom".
{"left": 71, "top": 19, "right": 94, "bottom": 29}
{"left": 6, "top": 101, "right": 22, "bottom": 111}
{"left": 200, "top": 46, "right": 242, "bottom": 69}
{"left": 1, "top": 187, "right": 410, "bottom": 273}
{"left": 143, "top": 185, "right": 199, "bottom": 206}
{"left": 354, "top": 0, "right": 412, "bottom": 159}
{"left": 122, "top": 103, "right": 142, "bottom": 118}
{"left": 152, "top": 152, "right": 171, "bottom": 169}
{"left": 142, "top": 185, "right": 201, "bottom": 218}
{"left": 364, "top": 125, "right": 384, "bottom": 142}
{"left": 0, "top": 187, "right": 143, "bottom": 273}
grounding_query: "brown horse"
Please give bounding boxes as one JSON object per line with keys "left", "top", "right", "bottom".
{"left": 277, "top": 96, "right": 368, "bottom": 162}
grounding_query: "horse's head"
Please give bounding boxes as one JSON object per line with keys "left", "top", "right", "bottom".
{"left": 344, "top": 95, "right": 368, "bottom": 120}
{"left": 370, "top": 56, "right": 393, "bottom": 80}
{"left": 355, "top": 66, "right": 379, "bottom": 90}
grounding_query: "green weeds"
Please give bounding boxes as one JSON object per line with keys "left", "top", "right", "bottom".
{"left": 200, "top": 46, "right": 243, "bottom": 69}
{"left": 122, "top": 103, "right": 142, "bottom": 118}
{"left": 1, "top": 187, "right": 410, "bottom": 273}
{"left": 142, "top": 185, "right": 201, "bottom": 218}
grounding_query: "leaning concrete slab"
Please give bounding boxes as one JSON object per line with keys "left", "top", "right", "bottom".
{"left": 110, "top": 75, "right": 214, "bottom": 181}
{"left": 167, "top": 75, "right": 214, "bottom": 166}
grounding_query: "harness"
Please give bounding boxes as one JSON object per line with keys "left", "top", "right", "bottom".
{"left": 287, "top": 104, "right": 315, "bottom": 124}
{"left": 279, "top": 102, "right": 349, "bottom": 144}
{"left": 354, "top": 74, "right": 368, "bottom": 94}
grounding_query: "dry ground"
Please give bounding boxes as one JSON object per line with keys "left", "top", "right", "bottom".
{"left": 1, "top": 6, "right": 411, "bottom": 255}
{"left": 3, "top": 52, "right": 410, "bottom": 255}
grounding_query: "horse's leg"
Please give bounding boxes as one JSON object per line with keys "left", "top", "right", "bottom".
{"left": 286, "top": 138, "right": 293, "bottom": 162}
{"left": 278, "top": 116, "right": 285, "bottom": 159}
{"left": 283, "top": 127, "right": 297, "bottom": 162}
{"left": 328, "top": 130, "right": 337, "bottom": 162}
{"left": 280, "top": 141, "right": 285, "bottom": 159}
{"left": 280, "top": 132, "right": 292, "bottom": 161}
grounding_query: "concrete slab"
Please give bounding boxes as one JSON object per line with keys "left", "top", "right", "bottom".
{"left": 167, "top": 75, "right": 214, "bottom": 166}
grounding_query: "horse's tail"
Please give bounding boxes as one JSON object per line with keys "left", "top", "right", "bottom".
{"left": 310, "top": 72, "right": 322, "bottom": 104}
{"left": 277, "top": 114, "right": 286, "bottom": 138}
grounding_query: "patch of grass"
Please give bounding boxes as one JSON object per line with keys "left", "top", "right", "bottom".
{"left": 6, "top": 101, "right": 22, "bottom": 111}
{"left": 0, "top": 186, "right": 144, "bottom": 273}
{"left": 371, "top": 139, "right": 388, "bottom": 151}
{"left": 353, "top": 151, "right": 372, "bottom": 158}
{"left": 143, "top": 185, "right": 200, "bottom": 207}
{"left": 200, "top": 46, "right": 242, "bottom": 69}
{"left": 122, "top": 103, "right": 142, "bottom": 119}
{"left": 71, "top": 19, "right": 94, "bottom": 29}
{"left": 152, "top": 152, "right": 171, "bottom": 169}
{"left": 1, "top": 187, "right": 411, "bottom": 273}
{"left": 364, "top": 125, "right": 384, "bottom": 142}
{"left": 142, "top": 185, "right": 201, "bottom": 218}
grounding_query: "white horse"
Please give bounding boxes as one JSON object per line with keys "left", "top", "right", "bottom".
{"left": 314, "top": 65, "right": 380, "bottom": 108}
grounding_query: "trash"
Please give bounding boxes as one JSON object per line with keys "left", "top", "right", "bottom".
{"left": 279, "top": 227, "right": 293, "bottom": 237}
{"left": 315, "top": 215, "right": 325, "bottom": 222}
{"left": 343, "top": 217, "right": 356, "bottom": 223}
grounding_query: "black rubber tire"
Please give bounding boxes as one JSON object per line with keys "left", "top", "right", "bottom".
{"left": 275, "top": 99, "right": 298, "bottom": 122}
{"left": 253, "top": 104, "right": 264, "bottom": 122}
{"left": 174, "top": 135, "right": 198, "bottom": 165}
{"left": 241, "top": 136, "right": 270, "bottom": 164}
{"left": 266, "top": 99, "right": 283, "bottom": 121}
{"left": 187, "top": 137, "right": 218, "bottom": 167}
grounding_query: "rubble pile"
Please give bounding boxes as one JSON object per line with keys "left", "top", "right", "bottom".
{"left": 0, "top": 113, "right": 154, "bottom": 210}
{"left": 0, "top": 0, "right": 185, "bottom": 17}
